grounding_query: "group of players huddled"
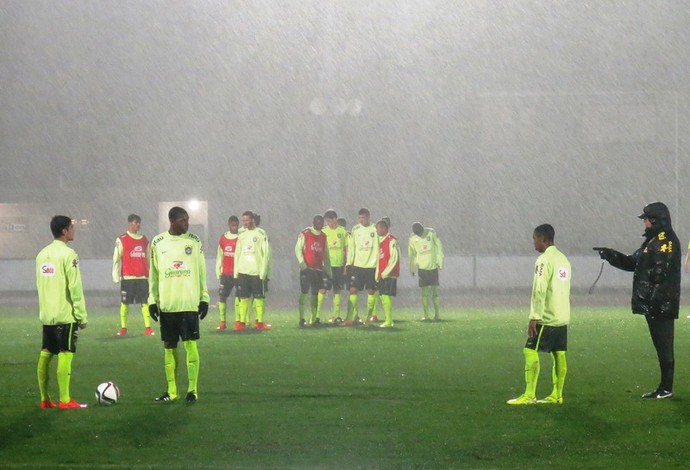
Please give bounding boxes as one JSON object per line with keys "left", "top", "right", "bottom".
{"left": 113, "top": 208, "right": 445, "bottom": 335}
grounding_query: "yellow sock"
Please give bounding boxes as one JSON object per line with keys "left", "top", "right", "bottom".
{"left": 119, "top": 303, "right": 128, "bottom": 329}
{"left": 219, "top": 302, "right": 227, "bottom": 323}
{"left": 142, "top": 304, "right": 151, "bottom": 328}
{"left": 523, "top": 348, "right": 540, "bottom": 398}
{"left": 164, "top": 348, "right": 179, "bottom": 399}
{"left": 57, "top": 351, "right": 74, "bottom": 403}
{"left": 184, "top": 341, "right": 200, "bottom": 395}
{"left": 37, "top": 351, "right": 53, "bottom": 401}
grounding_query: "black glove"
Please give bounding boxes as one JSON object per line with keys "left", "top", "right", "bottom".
{"left": 198, "top": 301, "right": 209, "bottom": 320}
{"left": 149, "top": 304, "right": 159, "bottom": 322}
{"left": 593, "top": 247, "right": 614, "bottom": 261}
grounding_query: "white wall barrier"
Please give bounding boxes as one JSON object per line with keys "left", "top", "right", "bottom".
{"left": 1, "top": 255, "right": 640, "bottom": 292}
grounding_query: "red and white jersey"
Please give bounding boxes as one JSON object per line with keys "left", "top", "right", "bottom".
{"left": 118, "top": 232, "right": 149, "bottom": 278}
{"left": 217, "top": 233, "right": 239, "bottom": 276}
{"left": 377, "top": 234, "right": 400, "bottom": 280}
{"left": 301, "top": 228, "right": 327, "bottom": 270}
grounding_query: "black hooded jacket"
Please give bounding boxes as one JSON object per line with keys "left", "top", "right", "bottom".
{"left": 606, "top": 218, "right": 681, "bottom": 319}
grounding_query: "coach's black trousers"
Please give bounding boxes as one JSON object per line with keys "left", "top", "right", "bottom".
{"left": 645, "top": 316, "right": 675, "bottom": 391}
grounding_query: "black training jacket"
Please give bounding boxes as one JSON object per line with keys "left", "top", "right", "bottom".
{"left": 606, "top": 224, "right": 681, "bottom": 319}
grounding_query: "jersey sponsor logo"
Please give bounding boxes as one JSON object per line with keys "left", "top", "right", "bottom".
{"left": 310, "top": 242, "right": 323, "bottom": 253}
{"left": 129, "top": 246, "right": 146, "bottom": 258}
{"left": 40, "top": 263, "right": 56, "bottom": 276}
{"left": 165, "top": 260, "right": 192, "bottom": 278}
{"left": 658, "top": 232, "right": 666, "bottom": 241}
{"left": 72, "top": 259, "right": 79, "bottom": 268}
{"left": 661, "top": 241, "right": 673, "bottom": 253}
{"left": 223, "top": 246, "right": 235, "bottom": 257}
{"left": 557, "top": 267, "right": 570, "bottom": 281}
{"left": 185, "top": 246, "right": 192, "bottom": 255}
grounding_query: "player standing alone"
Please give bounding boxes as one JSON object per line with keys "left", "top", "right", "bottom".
{"left": 36, "top": 215, "right": 89, "bottom": 409}
{"left": 375, "top": 219, "right": 400, "bottom": 328}
{"left": 295, "top": 215, "right": 331, "bottom": 327}
{"left": 148, "top": 207, "right": 209, "bottom": 403}
{"left": 408, "top": 222, "right": 444, "bottom": 321}
{"left": 112, "top": 214, "right": 153, "bottom": 336}
{"left": 215, "top": 215, "right": 239, "bottom": 331}
{"left": 507, "top": 224, "right": 570, "bottom": 405}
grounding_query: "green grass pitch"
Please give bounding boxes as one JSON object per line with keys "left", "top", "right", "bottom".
{"left": 1, "top": 304, "right": 689, "bottom": 469}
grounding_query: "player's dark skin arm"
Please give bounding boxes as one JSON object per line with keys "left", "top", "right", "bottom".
{"left": 528, "top": 319, "right": 538, "bottom": 338}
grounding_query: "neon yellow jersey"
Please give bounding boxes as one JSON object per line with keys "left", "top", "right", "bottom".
{"left": 148, "top": 231, "right": 209, "bottom": 313}
{"left": 348, "top": 223, "right": 379, "bottom": 268}
{"left": 234, "top": 227, "right": 270, "bottom": 279}
{"left": 36, "top": 240, "right": 88, "bottom": 325}
{"left": 408, "top": 228, "right": 444, "bottom": 272}
{"left": 322, "top": 225, "right": 348, "bottom": 267}
{"left": 530, "top": 245, "right": 571, "bottom": 326}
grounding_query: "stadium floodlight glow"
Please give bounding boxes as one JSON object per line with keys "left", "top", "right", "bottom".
{"left": 188, "top": 199, "right": 201, "bottom": 211}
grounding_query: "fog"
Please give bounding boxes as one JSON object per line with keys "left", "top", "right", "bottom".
{"left": 1, "top": 0, "right": 689, "bottom": 262}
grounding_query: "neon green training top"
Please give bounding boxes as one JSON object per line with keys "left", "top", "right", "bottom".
{"left": 36, "top": 240, "right": 88, "bottom": 325}
{"left": 408, "top": 228, "right": 444, "bottom": 272}
{"left": 148, "top": 231, "right": 209, "bottom": 313}
{"left": 347, "top": 223, "right": 379, "bottom": 268}
{"left": 530, "top": 245, "right": 571, "bottom": 326}
{"left": 322, "top": 225, "right": 349, "bottom": 268}
{"left": 234, "top": 227, "right": 271, "bottom": 279}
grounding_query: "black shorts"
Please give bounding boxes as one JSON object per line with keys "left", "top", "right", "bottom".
{"left": 525, "top": 324, "right": 568, "bottom": 352}
{"left": 329, "top": 266, "right": 347, "bottom": 291}
{"left": 218, "top": 275, "right": 237, "bottom": 301}
{"left": 42, "top": 323, "right": 79, "bottom": 354}
{"left": 300, "top": 269, "right": 329, "bottom": 294}
{"left": 349, "top": 267, "right": 377, "bottom": 291}
{"left": 377, "top": 278, "right": 397, "bottom": 297}
{"left": 160, "top": 312, "right": 200, "bottom": 343}
{"left": 236, "top": 273, "right": 265, "bottom": 299}
{"left": 418, "top": 269, "right": 440, "bottom": 287}
{"left": 121, "top": 278, "right": 149, "bottom": 305}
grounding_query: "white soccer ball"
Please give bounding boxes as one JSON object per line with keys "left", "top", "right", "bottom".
{"left": 95, "top": 381, "right": 120, "bottom": 405}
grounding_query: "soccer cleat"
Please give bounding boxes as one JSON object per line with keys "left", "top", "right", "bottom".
{"left": 116, "top": 328, "right": 127, "bottom": 336}
{"left": 433, "top": 315, "right": 441, "bottom": 321}
{"left": 421, "top": 316, "right": 430, "bottom": 321}
{"left": 254, "top": 321, "right": 272, "bottom": 330}
{"left": 537, "top": 395, "right": 563, "bottom": 405}
{"left": 641, "top": 389, "right": 673, "bottom": 399}
{"left": 311, "top": 318, "right": 321, "bottom": 326}
{"left": 506, "top": 394, "right": 536, "bottom": 406}
{"left": 145, "top": 327, "right": 155, "bottom": 336}
{"left": 154, "top": 392, "right": 177, "bottom": 402}
{"left": 185, "top": 392, "right": 197, "bottom": 403}
{"left": 380, "top": 323, "right": 394, "bottom": 328}
{"left": 40, "top": 400, "right": 56, "bottom": 409}
{"left": 215, "top": 322, "right": 227, "bottom": 331}
{"left": 58, "top": 399, "right": 88, "bottom": 409}
{"left": 368, "top": 315, "right": 379, "bottom": 322}
{"left": 299, "top": 319, "right": 307, "bottom": 328}
{"left": 233, "top": 321, "right": 246, "bottom": 331}
{"left": 339, "top": 320, "right": 354, "bottom": 327}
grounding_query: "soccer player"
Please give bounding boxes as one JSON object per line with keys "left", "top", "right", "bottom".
{"left": 112, "top": 214, "right": 153, "bottom": 336}
{"left": 234, "top": 210, "right": 272, "bottom": 330}
{"left": 343, "top": 208, "right": 379, "bottom": 326}
{"left": 596, "top": 202, "right": 681, "bottom": 399}
{"left": 215, "top": 215, "right": 239, "bottom": 331}
{"left": 323, "top": 210, "right": 348, "bottom": 322}
{"left": 295, "top": 215, "right": 331, "bottom": 327}
{"left": 375, "top": 219, "right": 400, "bottom": 328}
{"left": 148, "top": 207, "right": 209, "bottom": 403}
{"left": 507, "top": 224, "right": 571, "bottom": 405}
{"left": 408, "top": 222, "right": 445, "bottom": 320}
{"left": 36, "top": 215, "right": 89, "bottom": 409}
